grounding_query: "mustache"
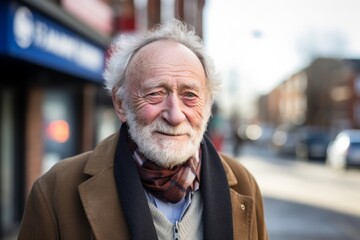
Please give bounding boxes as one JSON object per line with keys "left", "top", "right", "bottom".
{"left": 150, "top": 121, "right": 194, "bottom": 135}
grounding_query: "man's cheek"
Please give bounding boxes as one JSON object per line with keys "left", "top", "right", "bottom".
{"left": 137, "top": 107, "right": 161, "bottom": 125}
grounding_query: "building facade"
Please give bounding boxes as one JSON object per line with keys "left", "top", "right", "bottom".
{"left": 258, "top": 57, "right": 358, "bottom": 137}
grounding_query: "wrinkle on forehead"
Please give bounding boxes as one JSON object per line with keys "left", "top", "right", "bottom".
{"left": 148, "top": 62, "right": 203, "bottom": 78}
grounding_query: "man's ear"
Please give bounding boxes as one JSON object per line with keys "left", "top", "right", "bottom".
{"left": 112, "top": 93, "right": 127, "bottom": 123}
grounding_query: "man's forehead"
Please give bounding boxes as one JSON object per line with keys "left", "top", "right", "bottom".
{"left": 127, "top": 40, "right": 206, "bottom": 82}
{"left": 132, "top": 40, "right": 200, "bottom": 65}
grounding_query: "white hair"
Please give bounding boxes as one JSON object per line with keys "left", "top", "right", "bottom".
{"left": 103, "top": 19, "right": 221, "bottom": 104}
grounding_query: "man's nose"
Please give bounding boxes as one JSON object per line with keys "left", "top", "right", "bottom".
{"left": 162, "top": 94, "right": 186, "bottom": 126}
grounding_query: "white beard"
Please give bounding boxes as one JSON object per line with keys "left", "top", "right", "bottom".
{"left": 125, "top": 106, "right": 211, "bottom": 169}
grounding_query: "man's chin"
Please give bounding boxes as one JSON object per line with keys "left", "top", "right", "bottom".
{"left": 146, "top": 143, "right": 196, "bottom": 168}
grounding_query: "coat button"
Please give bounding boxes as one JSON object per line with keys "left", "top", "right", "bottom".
{"left": 241, "top": 204, "right": 245, "bottom": 210}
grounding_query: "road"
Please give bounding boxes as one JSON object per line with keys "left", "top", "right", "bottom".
{"left": 233, "top": 143, "right": 360, "bottom": 240}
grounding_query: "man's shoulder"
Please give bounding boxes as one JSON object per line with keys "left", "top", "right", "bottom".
{"left": 36, "top": 132, "right": 119, "bottom": 187}
{"left": 51, "top": 151, "right": 92, "bottom": 173}
{"left": 36, "top": 151, "right": 93, "bottom": 189}
{"left": 218, "top": 152, "right": 259, "bottom": 195}
{"left": 218, "top": 152, "right": 252, "bottom": 176}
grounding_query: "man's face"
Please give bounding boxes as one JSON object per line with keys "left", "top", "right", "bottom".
{"left": 120, "top": 40, "right": 211, "bottom": 168}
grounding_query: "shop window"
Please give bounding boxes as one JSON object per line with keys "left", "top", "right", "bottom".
{"left": 42, "top": 90, "right": 78, "bottom": 173}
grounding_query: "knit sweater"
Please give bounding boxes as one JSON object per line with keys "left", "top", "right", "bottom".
{"left": 148, "top": 191, "right": 203, "bottom": 240}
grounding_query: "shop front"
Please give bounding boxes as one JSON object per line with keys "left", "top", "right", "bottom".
{"left": 0, "top": 1, "right": 117, "bottom": 237}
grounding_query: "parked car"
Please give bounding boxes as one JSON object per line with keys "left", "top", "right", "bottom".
{"left": 326, "top": 129, "right": 360, "bottom": 169}
{"left": 272, "top": 125, "right": 299, "bottom": 156}
{"left": 272, "top": 125, "right": 330, "bottom": 160}
{"left": 295, "top": 128, "right": 330, "bottom": 161}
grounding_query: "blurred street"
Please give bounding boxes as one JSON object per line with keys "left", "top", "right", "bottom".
{"left": 229, "top": 142, "right": 360, "bottom": 240}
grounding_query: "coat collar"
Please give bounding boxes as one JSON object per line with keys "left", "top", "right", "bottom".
{"left": 83, "top": 131, "right": 119, "bottom": 176}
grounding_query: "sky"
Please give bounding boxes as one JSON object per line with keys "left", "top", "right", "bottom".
{"left": 203, "top": 0, "right": 360, "bottom": 118}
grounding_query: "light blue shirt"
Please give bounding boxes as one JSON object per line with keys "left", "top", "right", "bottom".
{"left": 145, "top": 191, "right": 194, "bottom": 224}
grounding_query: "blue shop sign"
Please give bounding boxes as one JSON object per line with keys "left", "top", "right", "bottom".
{"left": 2, "top": 3, "right": 105, "bottom": 83}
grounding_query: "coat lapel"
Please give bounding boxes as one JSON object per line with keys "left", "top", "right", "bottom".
{"left": 219, "top": 150, "right": 255, "bottom": 240}
{"left": 78, "top": 132, "right": 130, "bottom": 239}
{"left": 78, "top": 168, "right": 130, "bottom": 239}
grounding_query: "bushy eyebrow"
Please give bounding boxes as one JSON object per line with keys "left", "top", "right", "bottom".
{"left": 142, "top": 80, "right": 202, "bottom": 92}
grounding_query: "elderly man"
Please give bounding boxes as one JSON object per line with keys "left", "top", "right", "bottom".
{"left": 18, "top": 19, "right": 268, "bottom": 240}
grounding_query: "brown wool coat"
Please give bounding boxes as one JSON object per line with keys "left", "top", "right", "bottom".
{"left": 18, "top": 132, "right": 268, "bottom": 240}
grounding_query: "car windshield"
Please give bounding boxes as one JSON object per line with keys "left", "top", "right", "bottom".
{"left": 349, "top": 142, "right": 360, "bottom": 147}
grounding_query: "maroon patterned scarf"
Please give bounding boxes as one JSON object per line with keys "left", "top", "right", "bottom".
{"left": 132, "top": 147, "right": 201, "bottom": 203}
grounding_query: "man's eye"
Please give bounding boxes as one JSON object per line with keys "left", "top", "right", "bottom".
{"left": 146, "top": 92, "right": 164, "bottom": 104}
{"left": 149, "top": 92, "right": 161, "bottom": 96}
{"left": 184, "top": 92, "right": 197, "bottom": 98}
